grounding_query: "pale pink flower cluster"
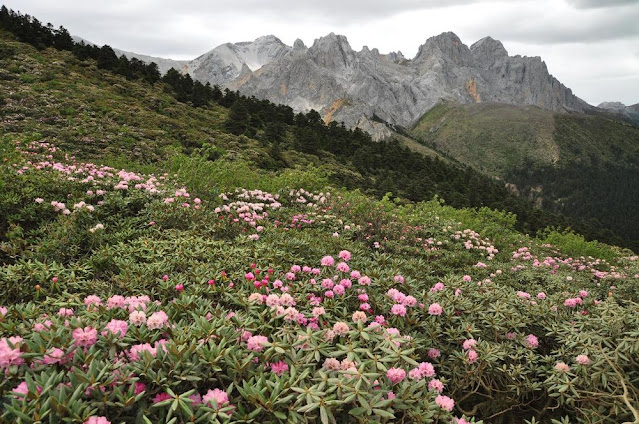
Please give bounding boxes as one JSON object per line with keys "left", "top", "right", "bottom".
{"left": 576, "top": 354, "right": 590, "bottom": 365}
{"left": 435, "top": 395, "right": 455, "bottom": 411}
{"left": 102, "top": 320, "right": 128, "bottom": 338}
{"left": 332, "top": 321, "right": 350, "bottom": 336}
{"left": 430, "top": 282, "right": 445, "bottom": 292}
{"left": 203, "top": 388, "right": 230, "bottom": 409}
{"left": 146, "top": 311, "right": 169, "bottom": 330}
{"left": 84, "top": 417, "right": 110, "bottom": 424}
{"left": 409, "top": 362, "right": 436, "bottom": 381}
{"left": 386, "top": 367, "right": 407, "bottom": 384}
{"left": 525, "top": 334, "right": 539, "bottom": 349}
{"left": 428, "top": 303, "right": 443, "bottom": 316}
{"left": 247, "top": 335, "right": 269, "bottom": 352}
{"left": 0, "top": 336, "right": 24, "bottom": 369}
{"left": 72, "top": 327, "right": 98, "bottom": 347}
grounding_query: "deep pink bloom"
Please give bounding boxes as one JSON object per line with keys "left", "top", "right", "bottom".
{"left": 467, "top": 349, "right": 478, "bottom": 363}
{"left": 153, "top": 393, "right": 171, "bottom": 404}
{"left": 270, "top": 361, "right": 289, "bottom": 376}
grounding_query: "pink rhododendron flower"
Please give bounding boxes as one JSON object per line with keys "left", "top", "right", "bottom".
{"left": 537, "top": 292, "right": 547, "bottom": 300}
{"left": 270, "top": 361, "right": 289, "bottom": 376}
{"left": 102, "top": 320, "right": 128, "bottom": 338}
{"left": 339, "top": 250, "right": 351, "bottom": 261}
{"left": 428, "top": 303, "right": 443, "bottom": 316}
{"left": 386, "top": 367, "right": 406, "bottom": 384}
{"left": 431, "top": 282, "right": 445, "bottom": 292}
{"left": 84, "top": 295, "right": 102, "bottom": 308}
{"left": 467, "top": 349, "right": 479, "bottom": 363}
{"left": 323, "top": 358, "right": 341, "bottom": 370}
{"left": 153, "top": 393, "right": 171, "bottom": 404}
{"left": 84, "top": 417, "right": 111, "bottom": 424}
{"left": 554, "top": 362, "right": 570, "bottom": 372}
{"left": 358, "top": 276, "right": 371, "bottom": 286}
{"left": 146, "top": 311, "right": 168, "bottom": 330}
{"left": 352, "top": 311, "right": 367, "bottom": 323}
{"left": 428, "top": 379, "right": 444, "bottom": 392}
{"left": 129, "top": 310, "right": 146, "bottom": 326}
{"left": 12, "top": 382, "right": 29, "bottom": 396}
{"left": 418, "top": 362, "right": 435, "bottom": 377}
{"left": 42, "top": 347, "right": 66, "bottom": 365}
{"left": 576, "top": 354, "right": 590, "bottom": 365}
{"left": 391, "top": 304, "right": 407, "bottom": 316}
{"left": 333, "top": 284, "right": 345, "bottom": 295}
{"left": 320, "top": 256, "right": 335, "bottom": 266}
{"left": 72, "top": 327, "right": 98, "bottom": 347}
{"left": 525, "top": 334, "right": 539, "bottom": 349}
{"left": 333, "top": 322, "right": 350, "bottom": 335}
{"left": 107, "top": 295, "right": 125, "bottom": 309}
{"left": 247, "top": 335, "right": 268, "bottom": 352}
{"left": 336, "top": 262, "right": 350, "bottom": 273}
{"left": 435, "top": 395, "right": 455, "bottom": 411}
{"left": 394, "top": 275, "right": 405, "bottom": 283}
{"left": 0, "top": 306, "right": 6, "bottom": 317}
{"left": 428, "top": 348, "right": 441, "bottom": 359}
{"left": 462, "top": 339, "right": 477, "bottom": 350}
{"left": 202, "top": 388, "right": 230, "bottom": 409}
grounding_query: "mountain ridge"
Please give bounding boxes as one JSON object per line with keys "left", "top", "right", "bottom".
{"left": 89, "top": 31, "right": 600, "bottom": 139}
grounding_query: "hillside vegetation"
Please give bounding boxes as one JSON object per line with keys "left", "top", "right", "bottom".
{"left": 1, "top": 9, "right": 639, "bottom": 424}
{"left": 411, "top": 102, "right": 639, "bottom": 249}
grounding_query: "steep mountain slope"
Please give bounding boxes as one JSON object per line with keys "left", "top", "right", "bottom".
{"left": 185, "top": 35, "right": 292, "bottom": 86}
{"left": 234, "top": 32, "right": 589, "bottom": 139}
{"left": 411, "top": 102, "right": 639, "bottom": 243}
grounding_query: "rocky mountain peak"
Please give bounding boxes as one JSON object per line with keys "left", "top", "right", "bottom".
{"left": 309, "top": 33, "right": 357, "bottom": 69}
{"left": 293, "top": 38, "right": 307, "bottom": 51}
{"left": 414, "top": 32, "right": 474, "bottom": 66}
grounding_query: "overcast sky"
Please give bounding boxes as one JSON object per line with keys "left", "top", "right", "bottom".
{"left": 5, "top": 0, "right": 639, "bottom": 106}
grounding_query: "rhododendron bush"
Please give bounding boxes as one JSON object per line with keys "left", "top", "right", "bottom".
{"left": 1, "top": 139, "right": 639, "bottom": 423}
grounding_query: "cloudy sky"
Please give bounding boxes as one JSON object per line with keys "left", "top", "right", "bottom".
{"left": 5, "top": 0, "right": 639, "bottom": 106}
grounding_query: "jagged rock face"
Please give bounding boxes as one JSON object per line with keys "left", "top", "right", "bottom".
{"left": 597, "top": 101, "right": 639, "bottom": 125}
{"left": 232, "top": 32, "right": 589, "bottom": 139}
{"left": 185, "top": 35, "right": 291, "bottom": 86}
{"left": 104, "top": 32, "right": 591, "bottom": 140}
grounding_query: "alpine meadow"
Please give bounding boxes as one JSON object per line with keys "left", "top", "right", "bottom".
{"left": 1, "top": 6, "right": 639, "bottom": 424}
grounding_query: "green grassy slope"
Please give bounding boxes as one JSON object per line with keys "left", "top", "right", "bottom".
{"left": 410, "top": 101, "right": 639, "bottom": 247}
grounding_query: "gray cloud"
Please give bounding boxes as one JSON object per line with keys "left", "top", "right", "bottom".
{"left": 566, "top": 0, "right": 639, "bottom": 8}
{"left": 3, "top": 0, "right": 638, "bottom": 105}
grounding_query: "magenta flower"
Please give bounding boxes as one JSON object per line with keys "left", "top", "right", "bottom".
{"left": 153, "top": 393, "right": 171, "bottom": 404}
{"left": 270, "top": 361, "right": 289, "bottom": 376}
